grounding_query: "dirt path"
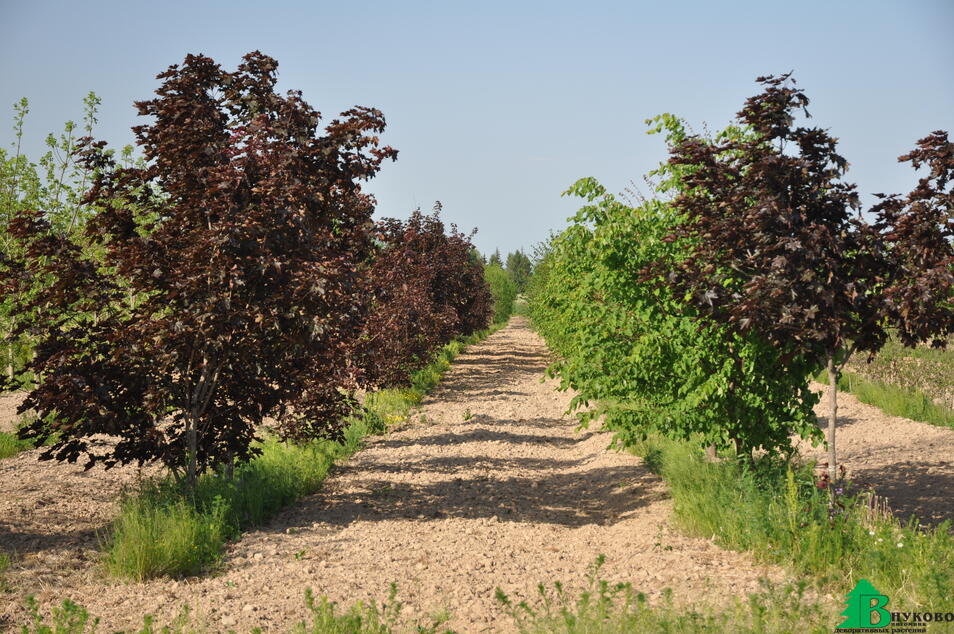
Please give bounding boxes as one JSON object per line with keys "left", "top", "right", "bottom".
{"left": 0, "top": 318, "right": 787, "bottom": 631}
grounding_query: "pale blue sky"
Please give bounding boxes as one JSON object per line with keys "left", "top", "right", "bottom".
{"left": 1, "top": 0, "right": 952, "bottom": 256}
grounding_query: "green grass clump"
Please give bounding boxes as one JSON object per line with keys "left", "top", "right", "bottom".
{"left": 0, "top": 429, "right": 30, "bottom": 459}
{"left": 498, "top": 556, "right": 834, "bottom": 633}
{"left": 105, "top": 328, "right": 495, "bottom": 581}
{"left": 817, "top": 370, "right": 954, "bottom": 429}
{"left": 0, "top": 414, "right": 49, "bottom": 459}
{"left": 631, "top": 435, "right": 954, "bottom": 610}
{"left": 105, "top": 422, "right": 363, "bottom": 581}
{"left": 294, "top": 584, "right": 452, "bottom": 634}
{"left": 0, "top": 550, "right": 12, "bottom": 593}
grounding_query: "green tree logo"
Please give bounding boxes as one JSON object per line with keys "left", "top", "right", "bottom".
{"left": 837, "top": 579, "right": 891, "bottom": 629}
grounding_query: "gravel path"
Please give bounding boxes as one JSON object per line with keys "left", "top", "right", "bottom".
{"left": 0, "top": 318, "right": 785, "bottom": 631}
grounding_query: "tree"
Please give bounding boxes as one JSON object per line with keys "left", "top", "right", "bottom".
{"left": 358, "top": 205, "right": 492, "bottom": 388}
{"left": 530, "top": 176, "right": 819, "bottom": 456}
{"left": 484, "top": 262, "right": 517, "bottom": 324}
{"left": 2, "top": 52, "right": 397, "bottom": 486}
{"left": 872, "top": 130, "right": 954, "bottom": 348}
{"left": 655, "top": 74, "right": 952, "bottom": 480}
{"left": 488, "top": 248, "right": 502, "bottom": 267}
{"left": 505, "top": 249, "right": 533, "bottom": 292}
{"left": 1, "top": 92, "right": 106, "bottom": 384}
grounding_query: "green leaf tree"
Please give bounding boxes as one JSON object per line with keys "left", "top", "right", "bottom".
{"left": 505, "top": 249, "right": 533, "bottom": 292}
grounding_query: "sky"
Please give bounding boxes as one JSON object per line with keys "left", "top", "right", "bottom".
{"left": 1, "top": 0, "right": 952, "bottom": 257}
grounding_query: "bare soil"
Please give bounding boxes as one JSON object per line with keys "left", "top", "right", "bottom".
{"left": 0, "top": 392, "right": 24, "bottom": 433}
{"left": 0, "top": 317, "right": 950, "bottom": 631}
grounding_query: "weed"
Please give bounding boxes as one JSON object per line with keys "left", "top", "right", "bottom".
{"left": 0, "top": 551, "right": 11, "bottom": 593}
{"left": 496, "top": 556, "right": 833, "bottom": 633}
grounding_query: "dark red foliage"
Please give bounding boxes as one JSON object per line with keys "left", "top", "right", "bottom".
{"left": 872, "top": 131, "right": 954, "bottom": 348}
{"left": 0, "top": 52, "right": 396, "bottom": 478}
{"left": 357, "top": 205, "right": 492, "bottom": 388}
{"left": 654, "top": 74, "right": 888, "bottom": 361}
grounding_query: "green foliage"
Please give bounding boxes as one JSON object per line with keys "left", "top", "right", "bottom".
{"left": 529, "top": 174, "right": 819, "bottom": 455}
{"left": 0, "top": 92, "right": 116, "bottom": 389}
{"left": 484, "top": 263, "right": 517, "bottom": 324}
{"left": 631, "top": 434, "right": 954, "bottom": 610}
{"left": 498, "top": 557, "right": 833, "bottom": 633}
{"left": 293, "top": 585, "right": 452, "bottom": 634}
{"left": 505, "top": 249, "right": 533, "bottom": 293}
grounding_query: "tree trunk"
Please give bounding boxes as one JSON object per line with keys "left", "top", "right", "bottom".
{"left": 827, "top": 354, "right": 838, "bottom": 487}
{"left": 5, "top": 338, "right": 13, "bottom": 381}
{"left": 186, "top": 412, "right": 198, "bottom": 491}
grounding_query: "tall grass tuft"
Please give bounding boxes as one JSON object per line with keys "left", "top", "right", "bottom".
{"left": 631, "top": 435, "right": 954, "bottom": 610}
{"left": 0, "top": 430, "right": 29, "bottom": 459}
{"left": 0, "top": 414, "right": 49, "bottom": 460}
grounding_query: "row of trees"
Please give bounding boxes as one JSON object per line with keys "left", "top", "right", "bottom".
{"left": 530, "top": 75, "right": 952, "bottom": 476}
{"left": 0, "top": 52, "right": 493, "bottom": 487}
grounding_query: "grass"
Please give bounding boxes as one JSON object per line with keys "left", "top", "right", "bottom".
{"left": 629, "top": 434, "right": 954, "bottom": 611}
{"left": 0, "top": 550, "right": 11, "bottom": 594}
{"left": 0, "top": 414, "right": 47, "bottom": 459}
{"left": 816, "top": 369, "right": 954, "bottom": 429}
{"left": 497, "top": 556, "right": 835, "bottom": 633}
{"left": 105, "top": 427, "right": 374, "bottom": 580}
{"left": 105, "top": 326, "right": 500, "bottom": 581}
{"left": 512, "top": 295, "right": 529, "bottom": 316}
{"left": 0, "top": 428, "right": 31, "bottom": 459}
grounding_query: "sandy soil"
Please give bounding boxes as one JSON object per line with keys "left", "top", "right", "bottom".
{"left": 0, "top": 392, "right": 25, "bottom": 433}
{"left": 801, "top": 382, "right": 954, "bottom": 528}
{"left": 0, "top": 318, "right": 787, "bottom": 631}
